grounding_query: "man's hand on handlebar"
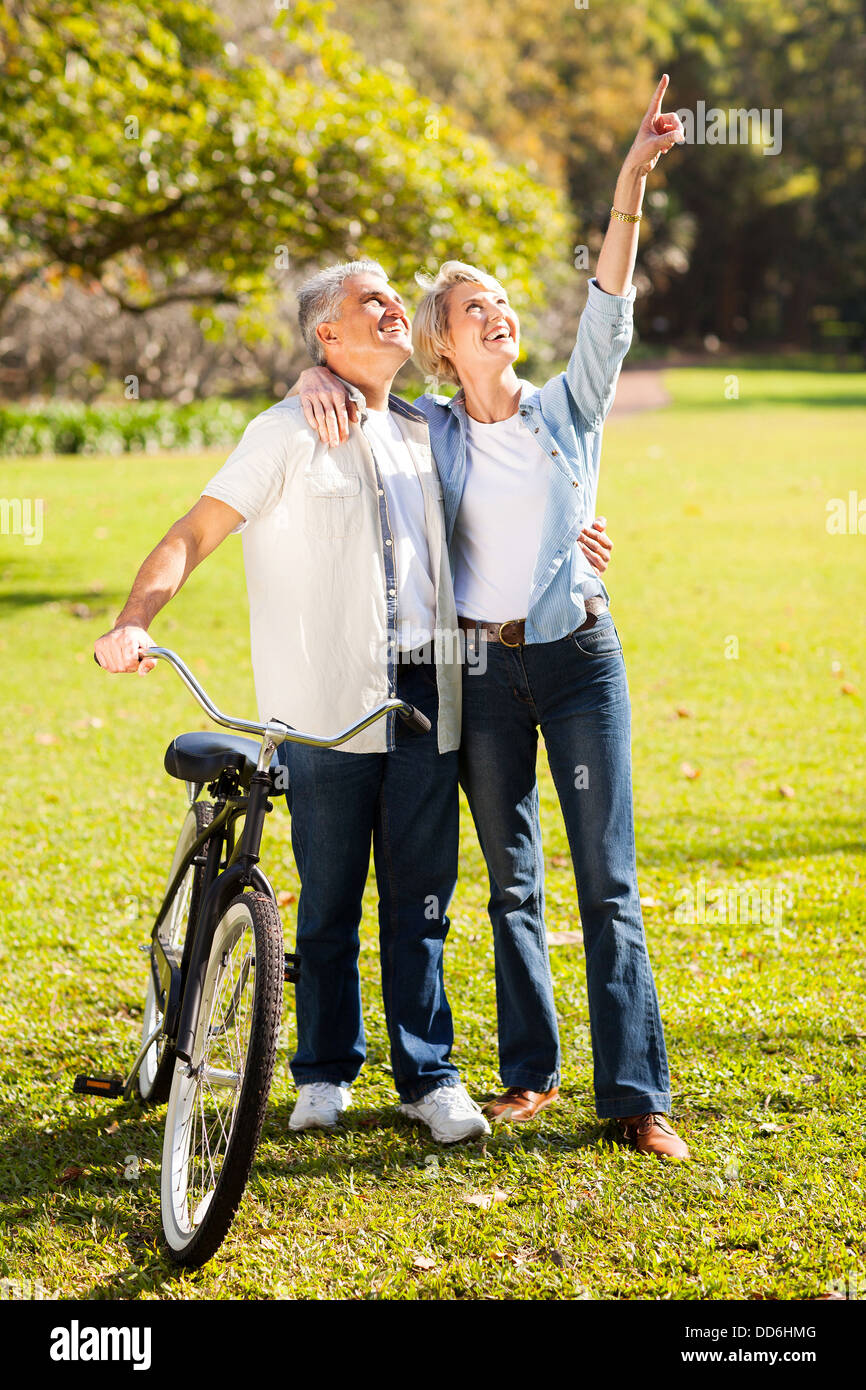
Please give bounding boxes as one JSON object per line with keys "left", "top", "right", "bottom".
{"left": 94, "top": 624, "right": 156, "bottom": 674}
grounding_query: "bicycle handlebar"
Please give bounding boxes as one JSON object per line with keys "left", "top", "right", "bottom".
{"left": 93, "top": 646, "right": 431, "bottom": 745}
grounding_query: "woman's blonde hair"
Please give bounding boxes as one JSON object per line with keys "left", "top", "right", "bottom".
{"left": 413, "top": 260, "right": 507, "bottom": 388}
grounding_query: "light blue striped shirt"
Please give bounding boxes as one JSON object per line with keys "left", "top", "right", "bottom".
{"left": 411, "top": 276, "right": 636, "bottom": 644}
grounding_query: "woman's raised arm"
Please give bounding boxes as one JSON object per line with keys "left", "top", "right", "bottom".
{"left": 595, "top": 74, "right": 685, "bottom": 297}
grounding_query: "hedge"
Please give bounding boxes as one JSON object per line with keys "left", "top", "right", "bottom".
{"left": 0, "top": 398, "right": 272, "bottom": 456}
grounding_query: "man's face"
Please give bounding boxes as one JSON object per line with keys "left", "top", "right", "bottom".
{"left": 317, "top": 273, "right": 413, "bottom": 377}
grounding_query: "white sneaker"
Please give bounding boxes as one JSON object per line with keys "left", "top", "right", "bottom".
{"left": 399, "top": 1083, "right": 491, "bottom": 1144}
{"left": 289, "top": 1082, "right": 352, "bottom": 1132}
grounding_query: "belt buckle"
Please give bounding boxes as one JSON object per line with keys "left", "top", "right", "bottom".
{"left": 499, "top": 619, "right": 523, "bottom": 648}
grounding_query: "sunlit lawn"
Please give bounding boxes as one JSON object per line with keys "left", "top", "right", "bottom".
{"left": 0, "top": 366, "right": 864, "bottom": 1299}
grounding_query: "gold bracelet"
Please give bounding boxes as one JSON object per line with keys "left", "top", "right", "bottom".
{"left": 610, "top": 206, "right": 642, "bottom": 223}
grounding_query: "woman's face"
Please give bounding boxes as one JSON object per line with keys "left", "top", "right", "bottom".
{"left": 444, "top": 281, "right": 520, "bottom": 380}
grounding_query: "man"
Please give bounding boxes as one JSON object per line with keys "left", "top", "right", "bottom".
{"left": 95, "top": 260, "right": 489, "bottom": 1142}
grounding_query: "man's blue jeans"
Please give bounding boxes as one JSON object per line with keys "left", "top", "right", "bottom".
{"left": 275, "top": 656, "right": 460, "bottom": 1104}
{"left": 459, "top": 610, "right": 671, "bottom": 1119}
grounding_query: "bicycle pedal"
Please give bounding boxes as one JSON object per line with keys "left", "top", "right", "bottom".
{"left": 73, "top": 1074, "right": 125, "bottom": 1099}
{"left": 284, "top": 952, "right": 301, "bottom": 984}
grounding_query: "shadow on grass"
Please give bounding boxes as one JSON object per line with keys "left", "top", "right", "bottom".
{"left": 634, "top": 811, "right": 865, "bottom": 872}
{"left": 0, "top": 586, "right": 119, "bottom": 615}
{"left": 0, "top": 1091, "right": 612, "bottom": 1296}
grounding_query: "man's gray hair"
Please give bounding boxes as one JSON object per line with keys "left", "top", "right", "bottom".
{"left": 297, "top": 259, "right": 389, "bottom": 364}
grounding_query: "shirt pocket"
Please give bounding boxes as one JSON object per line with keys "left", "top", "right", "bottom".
{"left": 303, "top": 471, "right": 363, "bottom": 539}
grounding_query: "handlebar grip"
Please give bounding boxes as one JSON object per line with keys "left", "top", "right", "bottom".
{"left": 397, "top": 704, "right": 432, "bottom": 735}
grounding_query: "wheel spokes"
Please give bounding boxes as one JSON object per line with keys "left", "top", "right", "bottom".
{"left": 175, "top": 925, "right": 255, "bottom": 1232}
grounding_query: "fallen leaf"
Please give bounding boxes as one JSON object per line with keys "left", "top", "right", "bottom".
{"left": 412, "top": 1255, "right": 437, "bottom": 1271}
{"left": 778, "top": 784, "right": 796, "bottom": 799}
{"left": 840, "top": 682, "right": 858, "bottom": 696}
{"left": 463, "top": 1187, "right": 510, "bottom": 1210}
{"left": 680, "top": 761, "right": 701, "bottom": 780}
{"left": 757, "top": 1122, "right": 783, "bottom": 1136}
{"left": 548, "top": 855, "right": 569, "bottom": 870}
{"left": 35, "top": 732, "right": 57, "bottom": 745}
{"left": 547, "top": 930, "right": 583, "bottom": 945}
{"left": 122, "top": 1154, "right": 140, "bottom": 1180}
{"left": 59, "top": 1165, "right": 85, "bottom": 1183}
{"left": 105, "top": 1121, "right": 119, "bottom": 1136}
{"left": 675, "top": 705, "right": 693, "bottom": 718}
{"left": 276, "top": 891, "right": 296, "bottom": 907}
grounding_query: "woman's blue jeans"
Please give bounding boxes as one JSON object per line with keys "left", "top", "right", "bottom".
{"left": 459, "top": 610, "right": 671, "bottom": 1118}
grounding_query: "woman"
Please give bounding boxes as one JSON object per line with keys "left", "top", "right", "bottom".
{"left": 293, "top": 76, "right": 688, "bottom": 1158}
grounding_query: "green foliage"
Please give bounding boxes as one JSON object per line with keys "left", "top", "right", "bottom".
{"left": 330, "top": 0, "right": 866, "bottom": 349}
{"left": 0, "top": 397, "right": 268, "bottom": 455}
{"left": 0, "top": 0, "right": 567, "bottom": 329}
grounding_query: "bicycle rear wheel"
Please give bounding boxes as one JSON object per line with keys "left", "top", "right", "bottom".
{"left": 160, "top": 890, "right": 283, "bottom": 1267}
{"left": 138, "top": 799, "right": 213, "bottom": 1103}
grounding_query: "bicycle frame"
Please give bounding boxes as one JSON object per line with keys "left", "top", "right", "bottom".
{"left": 150, "top": 776, "right": 276, "bottom": 1071}
{"left": 172, "top": 768, "right": 278, "bottom": 1066}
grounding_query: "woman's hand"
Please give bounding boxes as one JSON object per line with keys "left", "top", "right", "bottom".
{"left": 287, "top": 366, "right": 357, "bottom": 447}
{"left": 578, "top": 516, "right": 613, "bottom": 576}
{"left": 622, "top": 74, "right": 685, "bottom": 181}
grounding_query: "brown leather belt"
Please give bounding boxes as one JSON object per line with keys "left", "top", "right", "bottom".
{"left": 458, "top": 596, "right": 608, "bottom": 648}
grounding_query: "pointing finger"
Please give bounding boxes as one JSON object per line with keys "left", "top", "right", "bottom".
{"left": 646, "top": 73, "right": 669, "bottom": 120}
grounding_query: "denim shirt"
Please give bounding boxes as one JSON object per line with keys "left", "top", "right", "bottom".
{"left": 411, "top": 277, "right": 636, "bottom": 644}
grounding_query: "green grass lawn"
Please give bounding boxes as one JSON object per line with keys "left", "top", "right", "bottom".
{"left": 0, "top": 367, "right": 864, "bottom": 1300}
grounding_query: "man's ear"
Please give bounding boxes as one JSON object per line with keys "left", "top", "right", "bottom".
{"left": 316, "top": 320, "right": 340, "bottom": 353}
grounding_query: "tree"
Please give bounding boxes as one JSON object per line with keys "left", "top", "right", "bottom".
{"left": 0, "top": 0, "right": 567, "bottom": 338}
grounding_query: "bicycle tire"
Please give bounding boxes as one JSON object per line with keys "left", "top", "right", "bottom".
{"left": 138, "top": 799, "right": 214, "bottom": 1103}
{"left": 160, "top": 890, "right": 283, "bottom": 1267}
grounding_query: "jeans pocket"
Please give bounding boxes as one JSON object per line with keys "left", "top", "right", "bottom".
{"left": 571, "top": 612, "right": 623, "bottom": 658}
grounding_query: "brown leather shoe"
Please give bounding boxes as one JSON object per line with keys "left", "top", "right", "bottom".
{"left": 617, "top": 1113, "right": 690, "bottom": 1160}
{"left": 483, "top": 1086, "right": 559, "bottom": 1121}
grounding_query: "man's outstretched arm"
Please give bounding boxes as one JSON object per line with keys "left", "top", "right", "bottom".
{"left": 94, "top": 496, "right": 244, "bottom": 674}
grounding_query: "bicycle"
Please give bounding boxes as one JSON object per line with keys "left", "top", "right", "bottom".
{"left": 75, "top": 646, "right": 430, "bottom": 1267}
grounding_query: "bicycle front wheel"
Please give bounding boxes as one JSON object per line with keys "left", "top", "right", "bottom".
{"left": 160, "top": 891, "right": 283, "bottom": 1267}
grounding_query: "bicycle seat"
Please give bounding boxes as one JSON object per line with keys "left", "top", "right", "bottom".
{"left": 164, "top": 732, "right": 279, "bottom": 789}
